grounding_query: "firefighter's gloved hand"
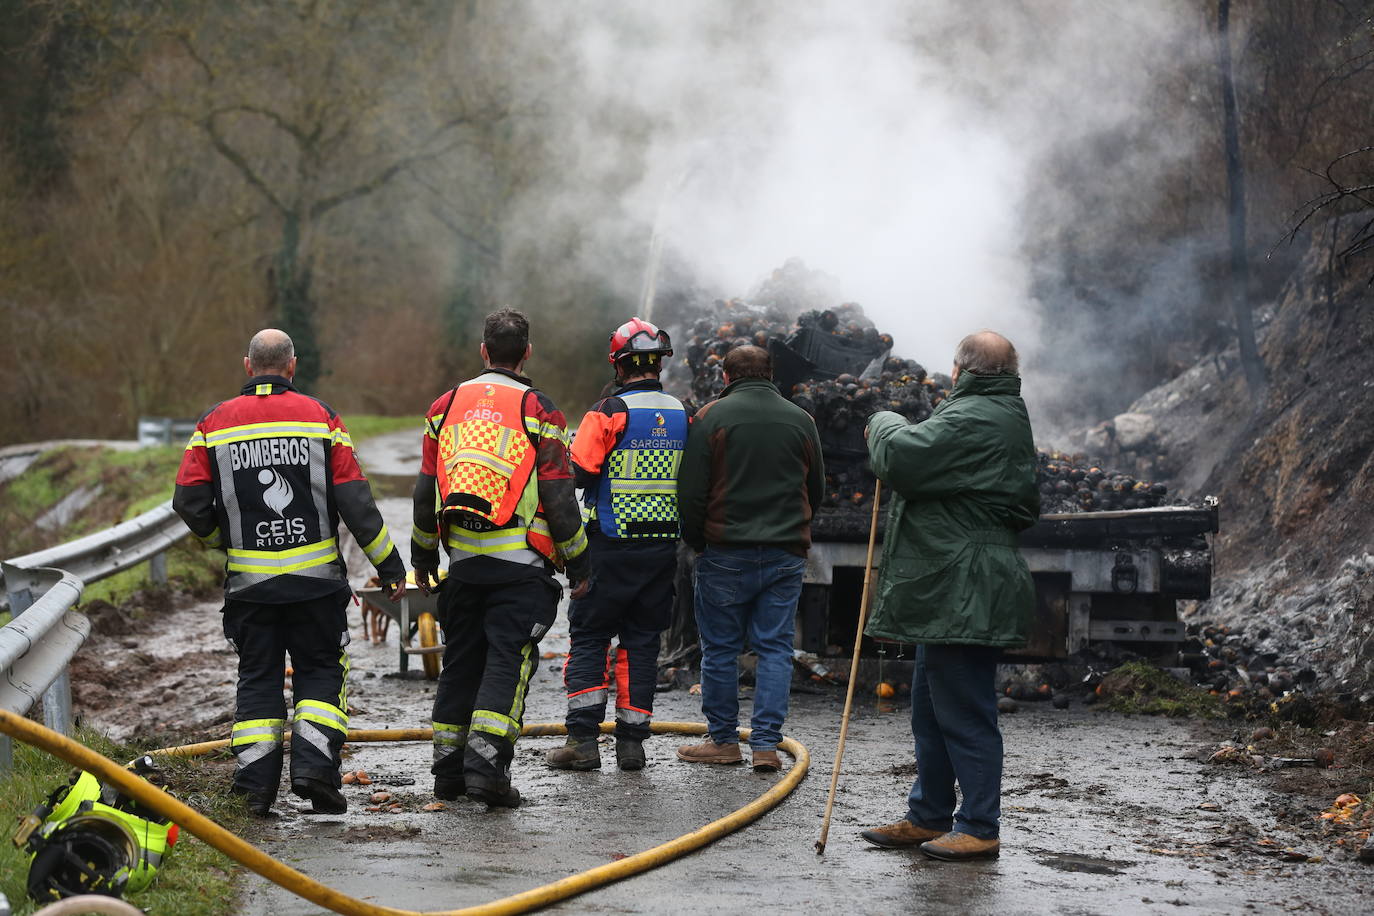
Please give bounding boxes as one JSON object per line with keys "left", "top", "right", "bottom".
{"left": 569, "top": 578, "right": 591, "bottom": 600}
{"left": 382, "top": 577, "right": 408, "bottom": 601}
{"left": 412, "top": 567, "right": 439, "bottom": 595}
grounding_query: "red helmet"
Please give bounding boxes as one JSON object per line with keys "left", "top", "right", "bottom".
{"left": 608, "top": 317, "right": 673, "bottom": 364}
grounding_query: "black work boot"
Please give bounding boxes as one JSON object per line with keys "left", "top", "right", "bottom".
{"left": 616, "top": 737, "right": 646, "bottom": 771}
{"left": 291, "top": 776, "right": 347, "bottom": 815}
{"left": 434, "top": 775, "right": 466, "bottom": 800}
{"left": 546, "top": 734, "right": 602, "bottom": 771}
{"left": 466, "top": 777, "right": 522, "bottom": 809}
{"left": 231, "top": 784, "right": 276, "bottom": 818}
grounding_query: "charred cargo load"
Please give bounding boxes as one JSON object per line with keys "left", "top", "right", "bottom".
{"left": 665, "top": 289, "right": 1217, "bottom": 662}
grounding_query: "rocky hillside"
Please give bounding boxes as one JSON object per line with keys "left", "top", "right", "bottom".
{"left": 1060, "top": 215, "right": 1374, "bottom": 695}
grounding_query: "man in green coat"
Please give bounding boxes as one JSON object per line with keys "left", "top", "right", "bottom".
{"left": 859, "top": 330, "right": 1039, "bottom": 861}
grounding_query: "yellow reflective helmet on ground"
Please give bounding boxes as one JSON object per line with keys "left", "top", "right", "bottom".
{"left": 17, "top": 758, "right": 178, "bottom": 902}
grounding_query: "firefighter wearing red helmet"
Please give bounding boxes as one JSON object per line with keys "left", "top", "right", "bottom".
{"left": 607, "top": 316, "right": 673, "bottom": 366}
{"left": 546, "top": 316, "right": 688, "bottom": 772}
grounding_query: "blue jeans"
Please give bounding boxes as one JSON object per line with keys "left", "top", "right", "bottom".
{"left": 693, "top": 546, "right": 805, "bottom": 751}
{"left": 906, "top": 644, "right": 1004, "bottom": 840}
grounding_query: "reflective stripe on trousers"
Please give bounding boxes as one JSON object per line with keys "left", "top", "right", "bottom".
{"left": 433, "top": 721, "right": 468, "bottom": 762}
{"left": 231, "top": 718, "right": 284, "bottom": 770}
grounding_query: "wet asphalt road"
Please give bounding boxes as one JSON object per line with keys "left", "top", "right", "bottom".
{"left": 234, "top": 617, "right": 1374, "bottom": 916}
{"left": 209, "top": 433, "right": 1374, "bottom": 915}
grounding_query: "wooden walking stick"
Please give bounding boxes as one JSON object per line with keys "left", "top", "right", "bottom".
{"left": 815, "top": 479, "right": 883, "bottom": 854}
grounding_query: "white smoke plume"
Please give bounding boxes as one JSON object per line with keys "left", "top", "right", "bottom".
{"left": 494, "top": 0, "right": 1203, "bottom": 424}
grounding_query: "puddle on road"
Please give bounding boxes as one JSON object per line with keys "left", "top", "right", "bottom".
{"left": 1034, "top": 852, "right": 1134, "bottom": 875}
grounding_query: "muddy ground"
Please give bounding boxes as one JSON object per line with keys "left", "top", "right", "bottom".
{"left": 54, "top": 431, "right": 1374, "bottom": 914}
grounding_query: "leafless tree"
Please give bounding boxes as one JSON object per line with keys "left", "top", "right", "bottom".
{"left": 1283, "top": 147, "right": 1374, "bottom": 271}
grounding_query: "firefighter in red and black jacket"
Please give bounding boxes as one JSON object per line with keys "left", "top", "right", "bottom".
{"left": 173, "top": 329, "right": 406, "bottom": 817}
{"left": 411, "top": 308, "right": 590, "bottom": 808}
{"left": 545, "top": 318, "right": 688, "bottom": 773}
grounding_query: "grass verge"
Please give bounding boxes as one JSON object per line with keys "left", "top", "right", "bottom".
{"left": 80, "top": 539, "right": 224, "bottom": 607}
{"left": 0, "top": 727, "right": 249, "bottom": 915}
{"left": 343, "top": 413, "right": 421, "bottom": 442}
{"left": 0, "top": 445, "right": 182, "bottom": 560}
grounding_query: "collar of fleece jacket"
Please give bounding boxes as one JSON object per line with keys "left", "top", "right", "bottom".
{"left": 947, "top": 371, "right": 1022, "bottom": 401}
{"left": 717, "top": 377, "right": 779, "bottom": 397}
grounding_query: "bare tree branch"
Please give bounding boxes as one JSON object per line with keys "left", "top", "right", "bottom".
{"left": 308, "top": 109, "right": 503, "bottom": 218}
{"left": 202, "top": 113, "right": 287, "bottom": 215}
{"left": 218, "top": 104, "right": 312, "bottom": 149}
{"left": 407, "top": 173, "right": 501, "bottom": 262}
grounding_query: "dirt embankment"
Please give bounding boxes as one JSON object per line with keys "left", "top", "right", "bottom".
{"left": 68, "top": 587, "right": 239, "bottom": 743}
{"left": 1063, "top": 215, "right": 1374, "bottom": 695}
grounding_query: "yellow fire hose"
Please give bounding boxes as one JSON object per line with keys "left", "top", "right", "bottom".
{"left": 0, "top": 710, "right": 809, "bottom": 915}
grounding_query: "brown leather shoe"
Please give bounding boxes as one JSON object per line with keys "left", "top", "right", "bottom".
{"left": 751, "top": 748, "right": 781, "bottom": 772}
{"left": 920, "top": 831, "right": 1001, "bottom": 861}
{"left": 676, "top": 740, "right": 743, "bottom": 764}
{"left": 860, "top": 820, "right": 946, "bottom": 848}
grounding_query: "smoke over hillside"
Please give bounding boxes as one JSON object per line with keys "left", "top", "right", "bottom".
{"left": 494, "top": 0, "right": 1204, "bottom": 422}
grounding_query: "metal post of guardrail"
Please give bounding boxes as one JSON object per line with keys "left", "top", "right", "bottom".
{"left": 150, "top": 551, "right": 168, "bottom": 586}
{"left": 45, "top": 669, "right": 74, "bottom": 735}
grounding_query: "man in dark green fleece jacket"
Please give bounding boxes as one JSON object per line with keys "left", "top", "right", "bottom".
{"left": 676, "top": 345, "right": 824, "bottom": 772}
{"left": 859, "top": 330, "right": 1038, "bottom": 863}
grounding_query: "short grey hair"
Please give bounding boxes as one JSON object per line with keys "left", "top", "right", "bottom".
{"left": 953, "top": 330, "right": 1018, "bottom": 376}
{"left": 248, "top": 329, "right": 295, "bottom": 374}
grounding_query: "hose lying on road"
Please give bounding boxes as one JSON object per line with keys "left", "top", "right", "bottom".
{"left": 0, "top": 710, "right": 809, "bottom": 916}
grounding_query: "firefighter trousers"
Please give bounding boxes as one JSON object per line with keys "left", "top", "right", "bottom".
{"left": 430, "top": 574, "right": 559, "bottom": 792}
{"left": 223, "top": 590, "right": 352, "bottom": 798}
{"left": 563, "top": 535, "right": 676, "bottom": 741}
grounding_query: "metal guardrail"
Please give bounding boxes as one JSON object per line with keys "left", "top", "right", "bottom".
{"left": 0, "top": 500, "right": 189, "bottom": 770}
{"left": 137, "top": 416, "right": 198, "bottom": 448}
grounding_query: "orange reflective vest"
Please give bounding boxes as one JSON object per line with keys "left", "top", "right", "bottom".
{"left": 432, "top": 373, "right": 558, "bottom": 567}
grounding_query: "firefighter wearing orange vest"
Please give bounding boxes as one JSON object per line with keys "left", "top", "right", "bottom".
{"left": 411, "top": 308, "right": 590, "bottom": 808}
{"left": 546, "top": 318, "right": 687, "bottom": 773}
{"left": 174, "top": 329, "right": 406, "bottom": 817}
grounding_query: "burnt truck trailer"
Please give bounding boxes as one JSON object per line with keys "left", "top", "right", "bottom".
{"left": 699, "top": 307, "right": 1219, "bottom": 663}
{"left": 801, "top": 501, "right": 1219, "bottom": 662}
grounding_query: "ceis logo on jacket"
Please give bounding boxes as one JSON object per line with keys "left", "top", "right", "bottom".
{"left": 259, "top": 468, "right": 294, "bottom": 517}
{"left": 652, "top": 412, "right": 668, "bottom": 436}
{"left": 255, "top": 468, "right": 307, "bottom": 546}
{"left": 471, "top": 385, "right": 501, "bottom": 419}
